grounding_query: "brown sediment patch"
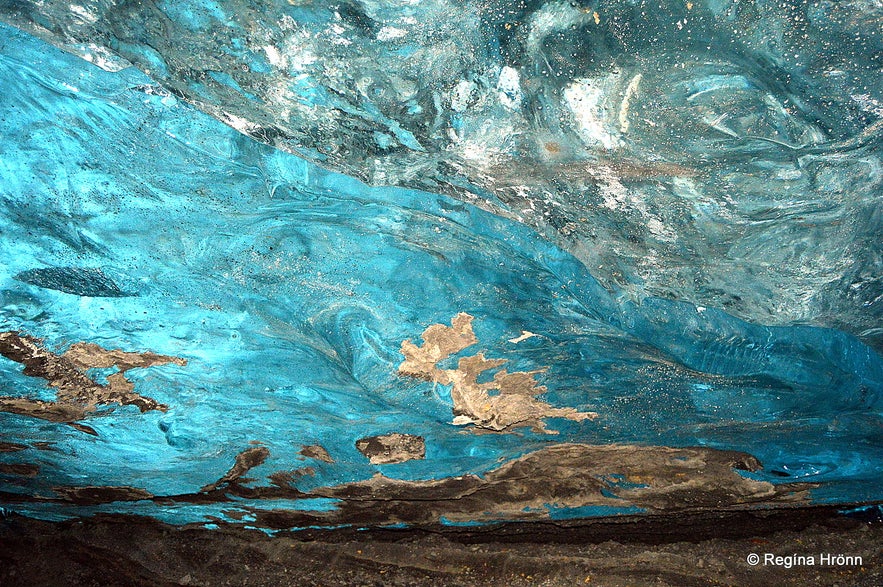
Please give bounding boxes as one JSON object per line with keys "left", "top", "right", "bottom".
{"left": 489, "top": 156, "right": 699, "bottom": 187}
{"left": 593, "top": 158, "right": 699, "bottom": 180}
{"left": 61, "top": 342, "right": 186, "bottom": 374}
{"left": 53, "top": 485, "right": 153, "bottom": 505}
{"left": 0, "top": 463, "right": 40, "bottom": 477}
{"left": 300, "top": 444, "right": 334, "bottom": 463}
{"left": 302, "top": 443, "right": 808, "bottom": 527}
{"left": 269, "top": 468, "right": 315, "bottom": 489}
{"left": 399, "top": 314, "right": 597, "bottom": 433}
{"left": 0, "top": 399, "right": 88, "bottom": 424}
{"left": 399, "top": 313, "right": 477, "bottom": 381}
{"left": 0, "top": 332, "right": 185, "bottom": 432}
{"left": 0, "top": 442, "right": 810, "bottom": 526}
{"left": 483, "top": 157, "right": 699, "bottom": 198}
{"left": 68, "top": 422, "right": 99, "bottom": 436}
{"left": 219, "top": 508, "right": 250, "bottom": 521}
{"left": 0, "top": 441, "right": 28, "bottom": 453}
{"left": 543, "top": 141, "right": 562, "bottom": 154}
{"left": 201, "top": 446, "right": 270, "bottom": 492}
{"left": 356, "top": 433, "right": 425, "bottom": 465}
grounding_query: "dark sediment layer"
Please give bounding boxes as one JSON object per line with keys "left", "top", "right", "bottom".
{"left": 0, "top": 506, "right": 880, "bottom": 586}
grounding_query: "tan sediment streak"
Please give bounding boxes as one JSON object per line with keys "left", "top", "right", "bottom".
{"left": 619, "top": 73, "right": 642, "bottom": 134}
{"left": 399, "top": 314, "right": 597, "bottom": 433}
{"left": 0, "top": 332, "right": 185, "bottom": 433}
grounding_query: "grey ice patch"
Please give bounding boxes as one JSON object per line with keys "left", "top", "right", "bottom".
{"left": 15, "top": 267, "right": 135, "bottom": 297}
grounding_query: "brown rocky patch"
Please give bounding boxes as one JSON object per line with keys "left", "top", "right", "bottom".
{"left": 356, "top": 433, "right": 425, "bottom": 465}
{"left": 399, "top": 314, "right": 597, "bottom": 433}
{"left": 0, "top": 332, "right": 185, "bottom": 432}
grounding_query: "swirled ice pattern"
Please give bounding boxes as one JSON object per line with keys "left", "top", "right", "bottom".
{"left": 0, "top": 2, "right": 881, "bottom": 527}
{"left": 3, "top": 0, "right": 881, "bottom": 341}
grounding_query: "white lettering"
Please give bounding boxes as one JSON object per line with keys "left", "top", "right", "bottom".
{"left": 820, "top": 553, "right": 862, "bottom": 566}
{"left": 763, "top": 554, "right": 816, "bottom": 567}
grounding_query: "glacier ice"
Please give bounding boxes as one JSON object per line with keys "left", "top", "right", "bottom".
{"left": 2, "top": 0, "right": 880, "bottom": 339}
{"left": 0, "top": 1, "right": 881, "bottom": 528}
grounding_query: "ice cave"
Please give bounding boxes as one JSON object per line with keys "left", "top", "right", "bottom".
{"left": 0, "top": 1, "right": 881, "bottom": 584}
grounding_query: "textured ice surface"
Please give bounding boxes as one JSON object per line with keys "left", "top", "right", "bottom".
{"left": 0, "top": 2, "right": 881, "bottom": 529}
{"left": 2, "top": 0, "right": 880, "bottom": 342}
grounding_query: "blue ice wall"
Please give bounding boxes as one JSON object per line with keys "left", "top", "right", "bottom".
{"left": 4, "top": 0, "right": 882, "bottom": 345}
{"left": 0, "top": 18, "right": 881, "bottom": 527}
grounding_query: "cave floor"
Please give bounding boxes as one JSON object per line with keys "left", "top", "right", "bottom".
{"left": 1, "top": 506, "right": 880, "bottom": 586}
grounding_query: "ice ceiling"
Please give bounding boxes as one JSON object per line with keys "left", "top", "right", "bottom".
{"left": 0, "top": 0, "right": 881, "bottom": 529}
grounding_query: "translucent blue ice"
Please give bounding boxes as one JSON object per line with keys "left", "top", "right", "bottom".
{"left": 0, "top": 15, "right": 881, "bottom": 527}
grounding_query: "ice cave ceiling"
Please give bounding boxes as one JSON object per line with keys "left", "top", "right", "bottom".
{"left": 0, "top": 1, "right": 881, "bottom": 530}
